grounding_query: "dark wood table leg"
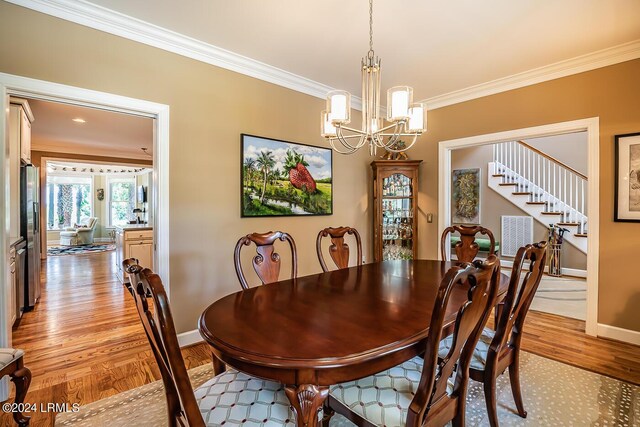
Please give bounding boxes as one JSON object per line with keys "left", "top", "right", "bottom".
{"left": 285, "top": 384, "right": 329, "bottom": 427}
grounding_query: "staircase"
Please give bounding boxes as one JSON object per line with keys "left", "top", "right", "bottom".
{"left": 488, "top": 140, "right": 587, "bottom": 254}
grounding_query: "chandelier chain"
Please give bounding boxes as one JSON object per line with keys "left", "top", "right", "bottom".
{"left": 368, "top": 0, "right": 374, "bottom": 56}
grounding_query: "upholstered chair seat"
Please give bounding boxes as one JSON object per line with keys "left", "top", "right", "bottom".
{"left": 329, "top": 356, "right": 455, "bottom": 427}
{"left": 439, "top": 327, "right": 496, "bottom": 370}
{"left": 60, "top": 217, "right": 98, "bottom": 245}
{"left": 194, "top": 369, "right": 296, "bottom": 425}
{"left": 0, "top": 348, "right": 24, "bottom": 370}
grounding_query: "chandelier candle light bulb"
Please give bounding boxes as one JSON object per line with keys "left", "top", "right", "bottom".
{"left": 320, "top": 0, "right": 426, "bottom": 155}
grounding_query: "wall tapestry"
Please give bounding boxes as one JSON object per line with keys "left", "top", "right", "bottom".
{"left": 241, "top": 134, "right": 333, "bottom": 217}
{"left": 614, "top": 132, "right": 640, "bottom": 222}
{"left": 452, "top": 168, "right": 481, "bottom": 224}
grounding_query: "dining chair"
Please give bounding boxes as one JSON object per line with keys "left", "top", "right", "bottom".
{"left": 440, "top": 225, "right": 496, "bottom": 262}
{"left": 123, "top": 258, "right": 298, "bottom": 426}
{"left": 440, "top": 242, "right": 547, "bottom": 427}
{"left": 316, "top": 226, "right": 362, "bottom": 272}
{"left": 326, "top": 255, "right": 500, "bottom": 427}
{"left": 0, "top": 349, "right": 31, "bottom": 426}
{"left": 234, "top": 231, "right": 298, "bottom": 290}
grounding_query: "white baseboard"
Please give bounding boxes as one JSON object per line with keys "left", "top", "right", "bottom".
{"left": 177, "top": 329, "right": 204, "bottom": 347}
{"left": 499, "top": 259, "right": 587, "bottom": 278}
{"left": 49, "top": 240, "right": 60, "bottom": 245}
{"left": 597, "top": 323, "right": 640, "bottom": 346}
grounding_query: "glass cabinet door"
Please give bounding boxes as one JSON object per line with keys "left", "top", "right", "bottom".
{"left": 381, "top": 173, "right": 414, "bottom": 260}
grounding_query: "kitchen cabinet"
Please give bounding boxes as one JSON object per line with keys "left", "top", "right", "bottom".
{"left": 115, "top": 225, "right": 154, "bottom": 283}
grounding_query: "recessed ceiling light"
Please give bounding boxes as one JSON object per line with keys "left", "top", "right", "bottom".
{"left": 72, "top": 118, "right": 86, "bottom": 123}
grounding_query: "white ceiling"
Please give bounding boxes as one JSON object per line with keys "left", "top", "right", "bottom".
{"left": 29, "top": 99, "right": 154, "bottom": 160}
{"left": 87, "top": 0, "right": 640, "bottom": 99}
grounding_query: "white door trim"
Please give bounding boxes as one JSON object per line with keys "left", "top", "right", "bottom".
{"left": 0, "top": 72, "right": 170, "bottom": 399}
{"left": 438, "top": 118, "right": 600, "bottom": 336}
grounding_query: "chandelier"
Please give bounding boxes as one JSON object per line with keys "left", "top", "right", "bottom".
{"left": 321, "top": 0, "right": 426, "bottom": 155}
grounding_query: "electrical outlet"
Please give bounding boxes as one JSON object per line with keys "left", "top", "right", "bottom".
{"left": 427, "top": 213, "right": 433, "bottom": 223}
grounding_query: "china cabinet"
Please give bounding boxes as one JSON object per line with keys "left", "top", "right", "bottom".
{"left": 371, "top": 160, "right": 422, "bottom": 262}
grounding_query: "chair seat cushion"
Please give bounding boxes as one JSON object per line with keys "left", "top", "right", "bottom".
{"left": 194, "top": 369, "right": 296, "bottom": 426}
{"left": 0, "top": 348, "right": 24, "bottom": 370}
{"left": 60, "top": 231, "right": 78, "bottom": 237}
{"left": 439, "top": 327, "right": 495, "bottom": 370}
{"left": 329, "top": 356, "right": 454, "bottom": 427}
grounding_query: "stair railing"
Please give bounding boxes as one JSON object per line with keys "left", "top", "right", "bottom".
{"left": 493, "top": 140, "right": 587, "bottom": 233}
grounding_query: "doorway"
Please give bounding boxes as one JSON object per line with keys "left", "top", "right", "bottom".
{"left": 0, "top": 72, "right": 170, "bottom": 400}
{"left": 437, "top": 118, "right": 600, "bottom": 336}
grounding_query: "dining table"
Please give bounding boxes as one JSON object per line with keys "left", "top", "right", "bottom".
{"left": 198, "top": 259, "right": 509, "bottom": 427}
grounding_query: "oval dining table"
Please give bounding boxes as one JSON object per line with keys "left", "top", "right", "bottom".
{"left": 199, "top": 259, "right": 509, "bottom": 427}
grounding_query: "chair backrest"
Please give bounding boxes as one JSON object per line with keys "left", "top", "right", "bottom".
{"left": 407, "top": 255, "right": 500, "bottom": 426}
{"left": 234, "top": 231, "right": 298, "bottom": 290}
{"left": 441, "top": 225, "right": 496, "bottom": 262}
{"left": 490, "top": 241, "right": 547, "bottom": 358}
{"left": 316, "top": 226, "right": 362, "bottom": 272}
{"left": 123, "top": 259, "right": 205, "bottom": 427}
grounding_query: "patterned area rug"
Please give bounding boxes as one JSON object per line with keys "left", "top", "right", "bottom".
{"left": 55, "top": 352, "right": 639, "bottom": 426}
{"left": 47, "top": 244, "right": 115, "bottom": 256}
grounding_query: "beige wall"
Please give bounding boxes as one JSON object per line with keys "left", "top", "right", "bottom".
{"left": 2, "top": 3, "right": 638, "bottom": 333}
{"left": 414, "top": 59, "right": 640, "bottom": 332}
{"left": 452, "top": 144, "right": 587, "bottom": 270}
{"left": 0, "top": 3, "right": 371, "bottom": 333}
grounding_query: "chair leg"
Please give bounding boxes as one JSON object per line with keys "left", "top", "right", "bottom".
{"left": 211, "top": 353, "right": 226, "bottom": 375}
{"left": 452, "top": 391, "right": 467, "bottom": 427}
{"left": 10, "top": 366, "right": 32, "bottom": 427}
{"left": 483, "top": 375, "right": 499, "bottom": 427}
{"left": 508, "top": 359, "right": 527, "bottom": 418}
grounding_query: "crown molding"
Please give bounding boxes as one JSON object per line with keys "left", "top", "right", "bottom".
{"left": 422, "top": 39, "right": 640, "bottom": 110}
{"left": 8, "top": 1, "right": 639, "bottom": 112}
{"left": 6, "top": 0, "right": 365, "bottom": 109}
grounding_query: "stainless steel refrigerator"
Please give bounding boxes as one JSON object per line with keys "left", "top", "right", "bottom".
{"left": 20, "top": 164, "right": 41, "bottom": 310}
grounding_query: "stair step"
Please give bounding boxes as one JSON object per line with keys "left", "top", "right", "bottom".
{"left": 575, "top": 233, "right": 588, "bottom": 237}
{"left": 557, "top": 222, "right": 580, "bottom": 226}
{"left": 499, "top": 183, "right": 518, "bottom": 186}
{"left": 512, "top": 192, "right": 532, "bottom": 195}
{"left": 541, "top": 212, "right": 563, "bottom": 215}
{"left": 526, "top": 201, "right": 546, "bottom": 205}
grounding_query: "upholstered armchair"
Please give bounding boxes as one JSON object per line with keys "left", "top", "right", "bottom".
{"left": 60, "top": 217, "right": 98, "bottom": 246}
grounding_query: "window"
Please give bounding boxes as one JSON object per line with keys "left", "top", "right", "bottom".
{"left": 108, "top": 177, "right": 136, "bottom": 226}
{"left": 46, "top": 176, "right": 92, "bottom": 230}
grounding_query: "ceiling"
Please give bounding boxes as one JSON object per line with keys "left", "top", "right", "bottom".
{"left": 28, "top": 99, "right": 154, "bottom": 160}
{"left": 87, "top": 0, "right": 640, "bottom": 100}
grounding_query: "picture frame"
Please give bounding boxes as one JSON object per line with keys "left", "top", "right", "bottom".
{"left": 451, "top": 168, "right": 481, "bottom": 224}
{"left": 614, "top": 132, "right": 640, "bottom": 222}
{"left": 241, "top": 134, "right": 333, "bottom": 217}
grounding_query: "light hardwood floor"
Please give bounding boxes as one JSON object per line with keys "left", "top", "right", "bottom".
{"left": 1, "top": 251, "right": 638, "bottom": 426}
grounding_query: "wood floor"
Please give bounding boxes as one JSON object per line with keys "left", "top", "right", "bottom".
{"left": 1, "top": 251, "right": 638, "bottom": 426}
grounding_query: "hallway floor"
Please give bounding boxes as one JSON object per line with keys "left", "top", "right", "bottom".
{"left": 530, "top": 275, "right": 587, "bottom": 320}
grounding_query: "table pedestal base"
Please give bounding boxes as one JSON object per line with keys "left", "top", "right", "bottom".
{"left": 285, "top": 384, "right": 329, "bottom": 427}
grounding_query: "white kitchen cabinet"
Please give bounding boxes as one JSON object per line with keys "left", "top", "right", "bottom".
{"left": 115, "top": 226, "right": 154, "bottom": 283}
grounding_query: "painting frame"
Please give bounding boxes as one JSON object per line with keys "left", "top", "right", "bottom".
{"left": 240, "top": 133, "right": 333, "bottom": 218}
{"left": 614, "top": 132, "right": 640, "bottom": 222}
{"left": 451, "top": 168, "right": 481, "bottom": 225}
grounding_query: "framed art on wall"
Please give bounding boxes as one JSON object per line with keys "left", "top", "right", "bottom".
{"left": 614, "top": 132, "right": 640, "bottom": 222}
{"left": 452, "top": 168, "right": 481, "bottom": 224}
{"left": 241, "top": 134, "right": 333, "bottom": 217}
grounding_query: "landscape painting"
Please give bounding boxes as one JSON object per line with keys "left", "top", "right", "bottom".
{"left": 452, "top": 168, "right": 481, "bottom": 224}
{"left": 241, "top": 134, "right": 333, "bottom": 217}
